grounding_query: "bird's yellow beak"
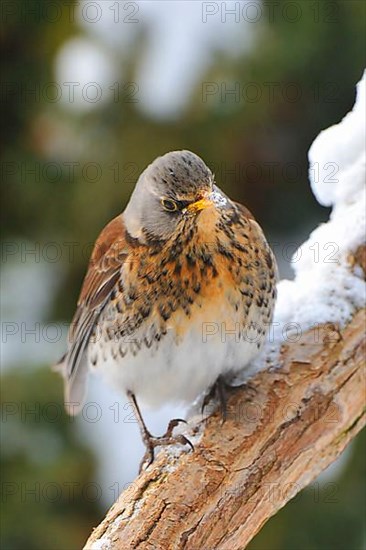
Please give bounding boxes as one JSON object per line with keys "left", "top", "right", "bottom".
{"left": 186, "top": 197, "right": 213, "bottom": 213}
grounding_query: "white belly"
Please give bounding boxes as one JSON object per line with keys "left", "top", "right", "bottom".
{"left": 90, "top": 306, "right": 264, "bottom": 408}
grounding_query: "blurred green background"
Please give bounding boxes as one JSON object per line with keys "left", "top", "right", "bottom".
{"left": 1, "top": 1, "right": 365, "bottom": 548}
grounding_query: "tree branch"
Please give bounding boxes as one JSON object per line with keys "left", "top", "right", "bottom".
{"left": 84, "top": 304, "right": 365, "bottom": 550}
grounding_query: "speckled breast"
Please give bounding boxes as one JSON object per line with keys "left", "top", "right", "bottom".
{"left": 88, "top": 203, "right": 277, "bottom": 405}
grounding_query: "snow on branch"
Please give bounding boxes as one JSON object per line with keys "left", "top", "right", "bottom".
{"left": 84, "top": 72, "right": 366, "bottom": 550}
{"left": 246, "top": 69, "right": 366, "bottom": 379}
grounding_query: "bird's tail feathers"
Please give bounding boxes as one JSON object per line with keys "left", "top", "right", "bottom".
{"left": 53, "top": 353, "right": 88, "bottom": 416}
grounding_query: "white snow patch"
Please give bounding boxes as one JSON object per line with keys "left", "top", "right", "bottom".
{"left": 240, "top": 70, "right": 366, "bottom": 378}
{"left": 88, "top": 535, "right": 112, "bottom": 550}
{"left": 309, "top": 74, "right": 365, "bottom": 207}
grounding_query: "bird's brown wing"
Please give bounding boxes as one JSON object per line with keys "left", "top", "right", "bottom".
{"left": 233, "top": 200, "right": 255, "bottom": 221}
{"left": 235, "top": 200, "right": 278, "bottom": 279}
{"left": 59, "top": 214, "right": 129, "bottom": 413}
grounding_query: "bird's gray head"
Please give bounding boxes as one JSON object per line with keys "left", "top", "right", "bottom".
{"left": 124, "top": 150, "right": 227, "bottom": 241}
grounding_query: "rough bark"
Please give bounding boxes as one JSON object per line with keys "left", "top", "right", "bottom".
{"left": 84, "top": 302, "right": 366, "bottom": 550}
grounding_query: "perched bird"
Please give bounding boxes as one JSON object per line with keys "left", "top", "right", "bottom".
{"left": 57, "top": 150, "right": 277, "bottom": 469}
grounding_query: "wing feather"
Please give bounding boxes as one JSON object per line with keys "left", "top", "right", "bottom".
{"left": 58, "top": 214, "right": 129, "bottom": 413}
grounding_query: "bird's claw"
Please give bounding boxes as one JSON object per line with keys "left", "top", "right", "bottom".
{"left": 139, "top": 418, "right": 193, "bottom": 473}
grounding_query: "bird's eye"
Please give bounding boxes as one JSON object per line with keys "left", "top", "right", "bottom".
{"left": 161, "top": 198, "right": 178, "bottom": 212}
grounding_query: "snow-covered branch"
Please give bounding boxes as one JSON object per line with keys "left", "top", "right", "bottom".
{"left": 84, "top": 72, "right": 366, "bottom": 550}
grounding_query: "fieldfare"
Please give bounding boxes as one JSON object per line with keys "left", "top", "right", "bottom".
{"left": 56, "top": 150, "right": 277, "bottom": 469}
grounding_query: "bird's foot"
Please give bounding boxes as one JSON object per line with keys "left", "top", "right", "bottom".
{"left": 202, "top": 376, "right": 258, "bottom": 423}
{"left": 139, "top": 418, "right": 194, "bottom": 473}
{"left": 235, "top": 380, "right": 258, "bottom": 401}
{"left": 201, "top": 375, "right": 229, "bottom": 423}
